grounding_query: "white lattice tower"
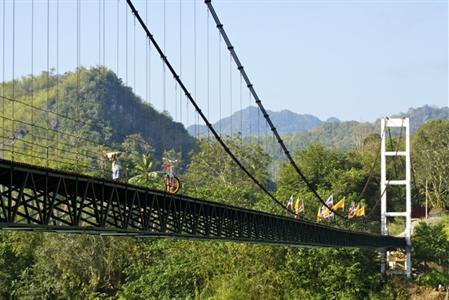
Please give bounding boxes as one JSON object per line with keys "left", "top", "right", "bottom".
{"left": 380, "top": 117, "right": 412, "bottom": 278}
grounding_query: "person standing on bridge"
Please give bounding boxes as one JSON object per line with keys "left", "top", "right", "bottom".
{"left": 103, "top": 151, "right": 122, "bottom": 180}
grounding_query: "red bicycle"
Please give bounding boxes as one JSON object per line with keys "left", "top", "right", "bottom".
{"left": 162, "top": 158, "right": 181, "bottom": 194}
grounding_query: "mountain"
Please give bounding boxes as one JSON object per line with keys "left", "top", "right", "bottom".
{"left": 285, "top": 121, "right": 375, "bottom": 150}
{"left": 0, "top": 67, "right": 198, "bottom": 168}
{"left": 188, "top": 104, "right": 448, "bottom": 150}
{"left": 382, "top": 105, "right": 449, "bottom": 132}
{"left": 188, "top": 104, "right": 448, "bottom": 152}
{"left": 188, "top": 106, "right": 322, "bottom": 137}
{"left": 287, "top": 105, "right": 449, "bottom": 150}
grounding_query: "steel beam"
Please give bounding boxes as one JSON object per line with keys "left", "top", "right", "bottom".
{"left": 0, "top": 159, "right": 405, "bottom": 249}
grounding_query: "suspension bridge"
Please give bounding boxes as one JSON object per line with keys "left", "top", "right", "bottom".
{"left": 0, "top": 0, "right": 407, "bottom": 267}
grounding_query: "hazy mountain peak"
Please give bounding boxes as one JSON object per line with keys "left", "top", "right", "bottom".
{"left": 188, "top": 106, "right": 322, "bottom": 137}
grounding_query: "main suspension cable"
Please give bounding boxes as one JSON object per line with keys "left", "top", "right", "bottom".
{"left": 205, "top": 0, "right": 345, "bottom": 219}
{"left": 125, "top": 0, "right": 293, "bottom": 214}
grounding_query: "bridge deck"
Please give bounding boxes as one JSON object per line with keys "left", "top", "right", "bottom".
{"left": 0, "top": 159, "right": 405, "bottom": 249}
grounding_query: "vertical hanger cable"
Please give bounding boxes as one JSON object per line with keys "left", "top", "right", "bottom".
{"left": 1, "top": 0, "right": 5, "bottom": 157}
{"left": 117, "top": 0, "right": 120, "bottom": 75}
{"left": 218, "top": 32, "right": 221, "bottom": 135}
{"left": 229, "top": 53, "right": 232, "bottom": 136}
{"left": 103, "top": 0, "right": 106, "bottom": 67}
{"left": 126, "top": 4, "right": 128, "bottom": 85}
{"left": 145, "top": 0, "right": 148, "bottom": 102}
{"left": 76, "top": 0, "right": 80, "bottom": 165}
{"left": 31, "top": 0, "right": 34, "bottom": 156}
{"left": 133, "top": 12, "right": 136, "bottom": 90}
{"left": 12, "top": 0, "right": 15, "bottom": 161}
{"left": 46, "top": 0, "right": 50, "bottom": 166}
{"left": 56, "top": 0, "right": 60, "bottom": 159}
{"left": 239, "top": 73, "right": 242, "bottom": 144}
{"left": 98, "top": 0, "right": 101, "bottom": 64}
{"left": 163, "top": 0, "right": 166, "bottom": 112}
{"left": 206, "top": 9, "right": 210, "bottom": 140}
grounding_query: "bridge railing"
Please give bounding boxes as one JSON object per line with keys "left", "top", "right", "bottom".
{"left": 0, "top": 157, "right": 405, "bottom": 249}
{"left": 0, "top": 93, "right": 109, "bottom": 177}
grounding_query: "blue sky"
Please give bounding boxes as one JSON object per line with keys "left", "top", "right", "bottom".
{"left": 1, "top": 0, "right": 448, "bottom": 124}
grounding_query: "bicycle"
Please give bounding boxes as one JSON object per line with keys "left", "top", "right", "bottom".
{"left": 162, "top": 157, "right": 181, "bottom": 194}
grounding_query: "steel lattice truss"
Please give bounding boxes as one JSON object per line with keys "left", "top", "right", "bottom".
{"left": 0, "top": 159, "right": 404, "bottom": 249}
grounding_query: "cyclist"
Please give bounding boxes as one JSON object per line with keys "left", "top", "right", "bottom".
{"left": 162, "top": 157, "right": 180, "bottom": 193}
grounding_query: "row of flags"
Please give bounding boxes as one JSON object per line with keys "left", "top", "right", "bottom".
{"left": 286, "top": 194, "right": 365, "bottom": 221}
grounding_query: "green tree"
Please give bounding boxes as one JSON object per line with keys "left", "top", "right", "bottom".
{"left": 281, "top": 248, "right": 385, "bottom": 300}
{"left": 413, "top": 222, "right": 449, "bottom": 287}
{"left": 0, "top": 232, "right": 40, "bottom": 298}
{"left": 184, "top": 138, "right": 272, "bottom": 210}
{"left": 128, "top": 154, "right": 160, "bottom": 188}
{"left": 412, "top": 120, "right": 449, "bottom": 209}
{"left": 13, "top": 234, "right": 142, "bottom": 298}
{"left": 277, "top": 144, "right": 379, "bottom": 221}
{"left": 413, "top": 222, "right": 449, "bottom": 268}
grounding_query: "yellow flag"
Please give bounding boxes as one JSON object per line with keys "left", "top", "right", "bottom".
{"left": 354, "top": 204, "right": 365, "bottom": 217}
{"left": 333, "top": 197, "right": 345, "bottom": 211}
{"left": 294, "top": 198, "right": 301, "bottom": 213}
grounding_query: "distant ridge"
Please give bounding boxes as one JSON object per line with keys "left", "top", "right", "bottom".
{"left": 187, "top": 106, "right": 322, "bottom": 137}
{"left": 189, "top": 104, "right": 447, "bottom": 137}
{"left": 288, "top": 105, "right": 449, "bottom": 150}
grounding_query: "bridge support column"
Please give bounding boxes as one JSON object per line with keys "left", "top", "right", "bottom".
{"left": 380, "top": 118, "right": 412, "bottom": 278}
{"left": 380, "top": 248, "right": 386, "bottom": 279}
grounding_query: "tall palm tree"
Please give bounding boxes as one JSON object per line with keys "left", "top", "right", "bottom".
{"left": 128, "top": 154, "right": 159, "bottom": 188}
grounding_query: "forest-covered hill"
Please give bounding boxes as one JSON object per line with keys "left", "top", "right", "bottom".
{"left": 0, "top": 67, "right": 198, "bottom": 168}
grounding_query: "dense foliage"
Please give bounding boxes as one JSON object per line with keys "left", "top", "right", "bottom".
{"left": 0, "top": 69, "right": 447, "bottom": 298}
{"left": 412, "top": 120, "right": 449, "bottom": 210}
{"left": 0, "top": 138, "right": 413, "bottom": 299}
{"left": 413, "top": 220, "right": 449, "bottom": 288}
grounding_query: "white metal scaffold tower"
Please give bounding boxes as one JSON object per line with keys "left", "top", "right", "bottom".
{"left": 380, "top": 117, "right": 412, "bottom": 278}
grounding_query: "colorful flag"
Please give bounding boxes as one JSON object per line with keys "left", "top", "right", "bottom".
{"left": 294, "top": 198, "right": 300, "bottom": 212}
{"left": 286, "top": 195, "right": 294, "bottom": 210}
{"left": 323, "top": 208, "right": 334, "bottom": 219}
{"left": 355, "top": 205, "right": 365, "bottom": 217}
{"left": 348, "top": 201, "right": 356, "bottom": 219}
{"left": 321, "top": 195, "right": 334, "bottom": 218}
{"left": 354, "top": 203, "right": 361, "bottom": 217}
{"left": 295, "top": 198, "right": 304, "bottom": 218}
{"left": 333, "top": 197, "right": 345, "bottom": 211}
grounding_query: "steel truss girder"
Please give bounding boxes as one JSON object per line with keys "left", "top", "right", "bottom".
{"left": 0, "top": 159, "right": 405, "bottom": 249}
